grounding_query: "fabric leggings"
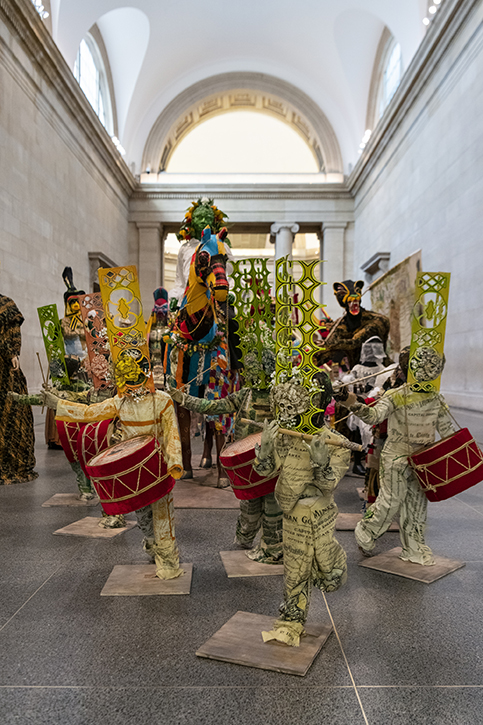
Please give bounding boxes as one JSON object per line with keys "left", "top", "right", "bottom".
{"left": 355, "top": 453, "right": 434, "bottom": 565}
{"left": 135, "top": 491, "right": 182, "bottom": 579}
{"left": 236, "top": 492, "right": 283, "bottom": 551}
{"left": 69, "top": 461, "right": 94, "bottom": 496}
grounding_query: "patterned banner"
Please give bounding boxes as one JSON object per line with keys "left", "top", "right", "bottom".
{"left": 97, "top": 266, "right": 154, "bottom": 396}
{"left": 275, "top": 255, "right": 327, "bottom": 435}
{"left": 78, "top": 292, "right": 111, "bottom": 390}
{"left": 37, "top": 304, "right": 70, "bottom": 386}
{"left": 407, "top": 271, "right": 451, "bottom": 393}
{"left": 230, "top": 258, "right": 275, "bottom": 389}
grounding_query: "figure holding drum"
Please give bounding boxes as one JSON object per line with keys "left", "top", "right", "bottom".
{"left": 343, "top": 348, "right": 455, "bottom": 564}
{"left": 43, "top": 388, "right": 184, "bottom": 580}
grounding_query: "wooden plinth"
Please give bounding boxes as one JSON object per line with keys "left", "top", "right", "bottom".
{"left": 359, "top": 547, "right": 465, "bottom": 583}
{"left": 336, "top": 513, "right": 399, "bottom": 531}
{"left": 174, "top": 480, "right": 238, "bottom": 509}
{"left": 42, "top": 493, "right": 99, "bottom": 507}
{"left": 196, "top": 611, "right": 332, "bottom": 676}
{"left": 356, "top": 487, "right": 365, "bottom": 500}
{"left": 219, "top": 550, "right": 284, "bottom": 578}
{"left": 53, "top": 516, "right": 136, "bottom": 539}
{"left": 101, "top": 564, "right": 193, "bottom": 595}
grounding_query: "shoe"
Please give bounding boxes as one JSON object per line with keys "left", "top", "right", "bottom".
{"left": 358, "top": 545, "right": 374, "bottom": 558}
{"left": 352, "top": 463, "right": 366, "bottom": 477}
{"left": 78, "top": 491, "right": 96, "bottom": 501}
{"left": 199, "top": 457, "right": 213, "bottom": 469}
{"left": 180, "top": 470, "right": 193, "bottom": 480}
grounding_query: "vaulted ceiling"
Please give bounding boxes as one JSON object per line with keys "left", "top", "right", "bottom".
{"left": 50, "top": 0, "right": 426, "bottom": 173}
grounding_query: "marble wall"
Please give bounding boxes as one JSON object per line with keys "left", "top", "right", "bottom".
{"left": 351, "top": 0, "right": 483, "bottom": 411}
{"left": 0, "top": 4, "right": 133, "bottom": 390}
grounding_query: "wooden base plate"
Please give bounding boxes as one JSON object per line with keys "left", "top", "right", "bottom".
{"left": 53, "top": 516, "right": 136, "bottom": 538}
{"left": 196, "top": 611, "right": 332, "bottom": 676}
{"left": 356, "top": 487, "right": 365, "bottom": 500}
{"left": 100, "top": 564, "right": 193, "bottom": 595}
{"left": 219, "top": 550, "right": 284, "bottom": 578}
{"left": 336, "top": 513, "right": 399, "bottom": 531}
{"left": 42, "top": 493, "right": 99, "bottom": 508}
{"left": 359, "top": 547, "right": 465, "bottom": 583}
{"left": 174, "top": 480, "right": 238, "bottom": 509}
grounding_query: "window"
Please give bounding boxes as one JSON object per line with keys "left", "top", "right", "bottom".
{"left": 74, "top": 35, "right": 113, "bottom": 135}
{"left": 379, "top": 41, "right": 402, "bottom": 119}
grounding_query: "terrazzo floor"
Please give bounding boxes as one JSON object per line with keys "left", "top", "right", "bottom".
{"left": 1, "top": 408, "right": 483, "bottom": 724}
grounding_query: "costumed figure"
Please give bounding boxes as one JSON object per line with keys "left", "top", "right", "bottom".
{"left": 256, "top": 377, "right": 350, "bottom": 647}
{"left": 316, "top": 281, "right": 391, "bottom": 476}
{"left": 147, "top": 287, "right": 169, "bottom": 388}
{"left": 169, "top": 258, "right": 282, "bottom": 564}
{"left": 315, "top": 280, "right": 390, "bottom": 369}
{"left": 165, "top": 198, "right": 237, "bottom": 484}
{"left": 343, "top": 348, "right": 454, "bottom": 564}
{"left": 0, "top": 294, "right": 37, "bottom": 484}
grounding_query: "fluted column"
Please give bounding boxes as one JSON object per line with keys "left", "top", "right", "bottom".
{"left": 321, "top": 222, "right": 347, "bottom": 319}
{"left": 136, "top": 222, "right": 164, "bottom": 321}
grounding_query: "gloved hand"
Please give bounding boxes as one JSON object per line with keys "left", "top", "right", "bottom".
{"left": 166, "top": 376, "right": 184, "bottom": 404}
{"left": 260, "top": 419, "right": 279, "bottom": 458}
{"left": 169, "top": 298, "right": 178, "bottom": 312}
{"left": 307, "top": 434, "right": 329, "bottom": 468}
{"left": 42, "top": 389, "right": 60, "bottom": 410}
{"left": 7, "top": 391, "right": 21, "bottom": 402}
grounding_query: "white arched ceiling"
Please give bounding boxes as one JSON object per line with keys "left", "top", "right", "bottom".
{"left": 96, "top": 8, "right": 149, "bottom": 140}
{"left": 141, "top": 73, "right": 343, "bottom": 175}
{"left": 52, "top": 0, "right": 424, "bottom": 172}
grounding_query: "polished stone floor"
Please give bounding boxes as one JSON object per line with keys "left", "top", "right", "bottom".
{"left": 1, "top": 408, "right": 483, "bottom": 724}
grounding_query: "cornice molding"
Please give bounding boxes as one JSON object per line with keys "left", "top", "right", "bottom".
{"left": 348, "top": 0, "right": 481, "bottom": 197}
{"left": 0, "top": 0, "right": 135, "bottom": 198}
{"left": 130, "top": 183, "right": 353, "bottom": 202}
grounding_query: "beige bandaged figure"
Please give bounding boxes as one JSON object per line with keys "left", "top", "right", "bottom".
{"left": 348, "top": 384, "right": 455, "bottom": 564}
{"left": 49, "top": 390, "right": 184, "bottom": 579}
{"left": 254, "top": 420, "right": 350, "bottom": 647}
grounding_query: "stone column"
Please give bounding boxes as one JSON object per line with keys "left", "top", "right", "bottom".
{"left": 136, "top": 222, "right": 164, "bottom": 321}
{"left": 321, "top": 222, "right": 347, "bottom": 320}
{"left": 270, "top": 222, "right": 299, "bottom": 261}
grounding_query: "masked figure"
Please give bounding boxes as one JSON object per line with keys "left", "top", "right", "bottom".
{"left": 147, "top": 287, "right": 169, "bottom": 388}
{"left": 253, "top": 376, "right": 350, "bottom": 646}
{"left": 0, "top": 295, "right": 37, "bottom": 484}
{"left": 166, "top": 199, "right": 237, "bottom": 482}
{"left": 315, "top": 280, "right": 390, "bottom": 369}
{"left": 344, "top": 348, "right": 454, "bottom": 565}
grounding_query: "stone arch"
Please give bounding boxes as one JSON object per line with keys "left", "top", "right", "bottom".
{"left": 142, "top": 72, "right": 343, "bottom": 174}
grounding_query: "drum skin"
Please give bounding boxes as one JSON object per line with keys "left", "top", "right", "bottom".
{"left": 77, "top": 419, "right": 113, "bottom": 477}
{"left": 408, "top": 427, "right": 483, "bottom": 502}
{"left": 85, "top": 434, "right": 175, "bottom": 514}
{"left": 55, "top": 420, "right": 85, "bottom": 463}
{"left": 219, "top": 432, "right": 279, "bottom": 500}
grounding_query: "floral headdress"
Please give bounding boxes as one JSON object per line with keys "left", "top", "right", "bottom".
{"left": 177, "top": 197, "right": 229, "bottom": 242}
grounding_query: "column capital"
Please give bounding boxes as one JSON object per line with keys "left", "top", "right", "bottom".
{"left": 270, "top": 222, "right": 300, "bottom": 236}
{"left": 321, "top": 221, "right": 348, "bottom": 232}
{"left": 135, "top": 221, "right": 163, "bottom": 231}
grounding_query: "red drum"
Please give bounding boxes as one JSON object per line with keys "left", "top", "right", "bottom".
{"left": 219, "top": 432, "right": 279, "bottom": 500}
{"left": 55, "top": 420, "right": 85, "bottom": 463}
{"left": 408, "top": 427, "right": 483, "bottom": 502}
{"left": 77, "top": 419, "right": 113, "bottom": 477}
{"left": 85, "top": 435, "right": 175, "bottom": 514}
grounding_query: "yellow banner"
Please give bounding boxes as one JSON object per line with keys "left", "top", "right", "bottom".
{"left": 97, "top": 265, "right": 154, "bottom": 396}
{"left": 407, "top": 271, "right": 450, "bottom": 392}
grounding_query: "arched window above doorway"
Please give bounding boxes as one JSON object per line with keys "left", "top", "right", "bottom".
{"left": 73, "top": 32, "right": 114, "bottom": 136}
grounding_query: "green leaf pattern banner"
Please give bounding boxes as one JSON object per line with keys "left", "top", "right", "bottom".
{"left": 37, "top": 303, "right": 70, "bottom": 386}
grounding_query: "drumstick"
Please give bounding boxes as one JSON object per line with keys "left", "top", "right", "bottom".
{"left": 179, "top": 359, "right": 217, "bottom": 391}
{"left": 239, "top": 418, "right": 363, "bottom": 452}
{"left": 334, "top": 363, "right": 397, "bottom": 390}
{"left": 36, "top": 352, "right": 47, "bottom": 414}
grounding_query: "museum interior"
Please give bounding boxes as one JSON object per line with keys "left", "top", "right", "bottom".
{"left": 1, "top": 1, "right": 483, "bottom": 723}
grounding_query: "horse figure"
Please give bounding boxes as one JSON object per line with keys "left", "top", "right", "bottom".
{"left": 165, "top": 225, "right": 236, "bottom": 483}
